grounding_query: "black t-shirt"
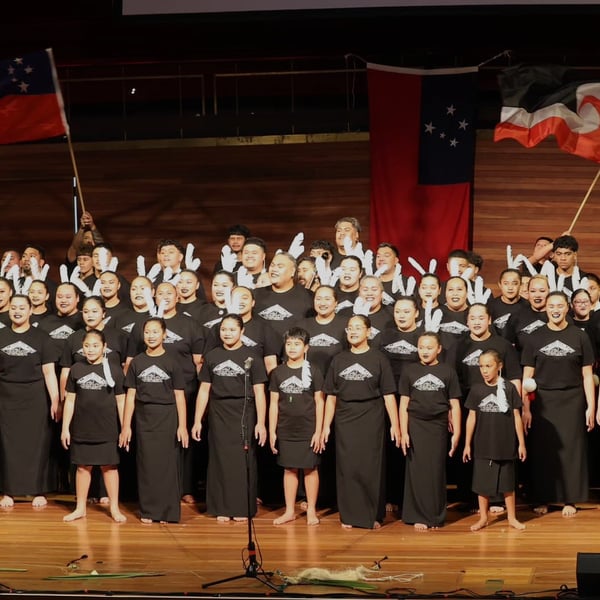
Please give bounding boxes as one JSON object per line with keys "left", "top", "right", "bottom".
{"left": 296, "top": 315, "right": 348, "bottom": 377}
{"left": 398, "top": 361, "right": 461, "bottom": 420}
{"left": 269, "top": 362, "right": 324, "bottom": 440}
{"left": 125, "top": 351, "right": 185, "bottom": 405}
{"left": 521, "top": 325, "right": 594, "bottom": 389}
{"left": 253, "top": 284, "right": 314, "bottom": 338}
{"left": 324, "top": 348, "right": 396, "bottom": 401}
{"left": 465, "top": 380, "right": 522, "bottom": 461}
{"left": 487, "top": 296, "right": 528, "bottom": 338}
{"left": 66, "top": 361, "right": 124, "bottom": 442}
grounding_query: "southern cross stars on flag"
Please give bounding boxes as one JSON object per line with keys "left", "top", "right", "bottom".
{"left": 0, "top": 48, "right": 68, "bottom": 144}
{"left": 417, "top": 70, "right": 477, "bottom": 186}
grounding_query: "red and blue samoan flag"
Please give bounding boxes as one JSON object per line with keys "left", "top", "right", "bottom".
{"left": 494, "top": 64, "right": 600, "bottom": 163}
{"left": 367, "top": 64, "right": 478, "bottom": 277}
{"left": 0, "top": 48, "right": 68, "bottom": 144}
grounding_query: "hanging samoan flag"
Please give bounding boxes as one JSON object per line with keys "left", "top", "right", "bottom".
{"left": 494, "top": 64, "right": 600, "bottom": 163}
{"left": 368, "top": 63, "right": 478, "bottom": 277}
{"left": 0, "top": 48, "right": 68, "bottom": 144}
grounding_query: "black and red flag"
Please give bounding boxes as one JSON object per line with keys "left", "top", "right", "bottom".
{"left": 494, "top": 64, "right": 600, "bottom": 163}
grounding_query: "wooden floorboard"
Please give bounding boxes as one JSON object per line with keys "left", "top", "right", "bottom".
{"left": 0, "top": 495, "right": 597, "bottom": 599}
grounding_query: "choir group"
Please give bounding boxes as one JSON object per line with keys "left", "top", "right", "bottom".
{"left": 0, "top": 214, "right": 598, "bottom": 531}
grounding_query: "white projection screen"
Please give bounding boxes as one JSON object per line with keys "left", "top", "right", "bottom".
{"left": 122, "top": 0, "right": 600, "bottom": 16}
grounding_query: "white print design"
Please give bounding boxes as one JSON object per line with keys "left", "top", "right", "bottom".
{"left": 383, "top": 339, "right": 417, "bottom": 355}
{"left": 339, "top": 363, "right": 373, "bottom": 381}
{"left": 382, "top": 291, "right": 395, "bottom": 306}
{"left": 138, "top": 365, "right": 171, "bottom": 383}
{"left": 309, "top": 333, "right": 340, "bottom": 348}
{"left": 367, "top": 326, "right": 380, "bottom": 340}
{"left": 521, "top": 320, "right": 546, "bottom": 335}
{"left": 121, "top": 322, "right": 135, "bottom": 333}
{"left": 77, "top": 372, "right": 108, "bottom": 391}
{"left": 1, "top": 341, "right": 36, "bottom": 357}
{"left": 163, "top": 329, "right": 183, "bottom": 344}
{"left": 49, "top": 325, "right": 76, "bottom": 340}
{"left": 439, "top": 321, "right": 469, "bottom": 335}
{"left": 478, "top": 392, "right": 509, "bottom": 414}
{"left": 493, "top": 313, "right": 510, "bottom": 330}
{"left": 241, "top": 334, "right": 258, "bottom": 347}
{"left": 462, "top": 349, "right": 483, "bottom": 367}
{"left": 258, "top": 304, "right": 293, "bottom": 321}
{"left": 412, "top": 373, "right": 445, "bottom": 392}
{"left": 335, "top": 300, "right": 353, "bottom": 312}
{"left": 540, "top": 340, "right": 576, "bottom": 357}
{"left": 213, "top": 359, "right": 245, "bottom": 377}
{"left": 279, "top": 375, "right": 308, "bottom": 394}
{"left": 203, "top": 317, "right": 222, "bottom": 329}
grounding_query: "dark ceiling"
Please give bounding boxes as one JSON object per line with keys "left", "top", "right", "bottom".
{"left": 4, "top": 2, "right": 600, "bottom": 141}
{"left": 4, "top": 2, "right": 600, "bottom": 68}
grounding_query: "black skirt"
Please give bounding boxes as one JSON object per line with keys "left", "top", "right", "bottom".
{"left": 277, "top": 439, "right": 320, "bottom": 469}
{"left": 70, "top": 441, "right": 120, "bottom": 466}
{"left": 472, "top": 458, "right": 515, "bottom": 497}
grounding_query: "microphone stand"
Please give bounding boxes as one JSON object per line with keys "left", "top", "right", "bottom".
{"left": 202, "top": 357, "right": 281, "bottom": 593}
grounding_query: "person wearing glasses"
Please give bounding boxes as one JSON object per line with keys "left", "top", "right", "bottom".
{"left": 321, "top": 314, "right": 400, "bottom": 529}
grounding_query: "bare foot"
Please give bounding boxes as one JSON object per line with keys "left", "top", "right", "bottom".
{"left": 533, "top": 505, "right": 548, "bottom": 515}
{"left": 140, "top": 517, "right": 152, "bottom": 524}
{"left": 373, "top": 521, "right": 381, "bottom": 530}
{"left": 181, "top": 494, "right": 196, "bottom": 504}
{"left": 63, "top": 508, "right": 86, "bottom": 522}
{"left": 470, "top": 518, "right": 488, "bottom": 532}
{"left": 98, "top": 496, "right": 110, "bottom": 505}
{"left": 414, "top": 523, "right": 428, "bottom": 531}
{"left": 562, "top": 504, "right": 577, "bottom": 517}
{"left": 341, "top": 522, "right": 352, "bottom": 529}
{"left": 233, "top": 517, "right": 247, "bottom": 522}
{"left": 216, "top": 515, "right": 230, "bottom": 522}
{"left": 32, "top": 496, "right": 47, "bottom": 508}
{"left": 298, "top": 500, "right": 308, "bottom": 511}
{"left": 306, "top": 511, "right": 320, "bottom": 526}
{"left": 508, "top": 518, "right": 526, "bottom": 530}
{"left": 0, "top": 495, "right": 14, "bottom": 508}
{"left": 385, "top": 503, "right": 398, "bottom": 512}
{"left": 273, "top": 512, "right": 296, "bottom": 525}
{"left": 110, "top": 508, "right": 127, "bottom": 523}
{"left": 489, "top": 505, "right": 505, "bottom": 514}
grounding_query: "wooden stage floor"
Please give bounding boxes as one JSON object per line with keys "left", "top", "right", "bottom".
{"left": 0, "top": 495, "right": 598, "bottom": 599}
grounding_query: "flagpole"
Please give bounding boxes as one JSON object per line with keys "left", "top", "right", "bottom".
{"left": 66, "top": 132, "right": 86, "bottom": 214}
{"left": 568, "top": 167, "right": 600, "bottom": 232}
{"left": 72, "top": 177, "right": 78, "bottom": 234}
{"left": 478, "top": 49, "right": 511, "bottom": 68}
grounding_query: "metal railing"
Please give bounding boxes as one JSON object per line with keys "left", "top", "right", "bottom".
{"left": 59, "top": 58, "right": 369, "bottom": 142}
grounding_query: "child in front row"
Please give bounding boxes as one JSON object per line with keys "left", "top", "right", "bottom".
{"left": 398, "top": 331, "right": 461, "bottom": 530}
{"left": 61, "top": 329, "right": 126, "bottom": 523}
{"left": 269, "top": 327, "right": 324, "bottom": 526}
{"left": 463, "top": 349, "right": 527, "bottom": 531}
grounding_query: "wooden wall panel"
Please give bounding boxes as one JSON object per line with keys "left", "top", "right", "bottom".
{"left": 0, "top": 141, "right": 371, "bottom": 292}
{"left": 473, "top": 131, "right": 600, "bottom": 288}
{"left": 1, "top": 135, "right": 599, "bottom": 297}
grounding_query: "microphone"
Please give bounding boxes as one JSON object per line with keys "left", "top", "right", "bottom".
{"left": 244, "top": 356, "right": 253, "bottom": 370}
